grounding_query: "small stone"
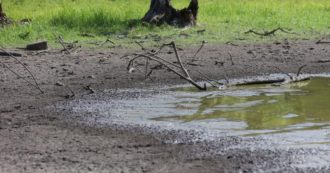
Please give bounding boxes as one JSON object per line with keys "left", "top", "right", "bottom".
{"left": 87, "top": 75, "right": 95, "bottom": 79}
{"left": 55, "top": 82, "right": 65, "bottom": 86}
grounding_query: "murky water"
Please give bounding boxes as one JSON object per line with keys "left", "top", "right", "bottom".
{"left": 61, "top": 76, "right": 330, "bottom": 145}
{"left": 156, "top": 77, "right": 330, "bottom": 132}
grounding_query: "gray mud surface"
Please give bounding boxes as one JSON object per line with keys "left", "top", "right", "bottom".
{"left": 1, "top": 40, "right": 330, "bottom": 172}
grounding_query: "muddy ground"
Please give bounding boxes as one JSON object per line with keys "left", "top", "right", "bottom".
{"left": 1, "top": 40, "right": 330, "bottom": 173}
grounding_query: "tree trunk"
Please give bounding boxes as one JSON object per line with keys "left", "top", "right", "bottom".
{"left": 142, "top": 0, "right": 198, "bottom": 27}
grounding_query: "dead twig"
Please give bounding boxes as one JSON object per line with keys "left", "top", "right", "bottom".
{"left": 228, "top": 52, "right": 234, "bottom": 66}
{"left": 316, "top": 38, "right": 330, "bottom": 44}
{"left": 244, "top": 27, "right": 295, "bottom": 37}
{"left": 170, "top": 42, "right": 190, "bottom": 78}
{"left": 0, "top": 61, "right": 43, "bottom": 93}
{"left": 313, "top": 59, "right": 330, "bottom": 63}
{"left": 0, "top": 52, "right": 22, "bottom": 57}
{"left": 192, "top": 41, "right": 207, "bottom": 60}
{"left": 135, "top": 41, "right": 147, "bottom": 51}
{"left": 126, "top": 41, "right": 211, "bottom": 90}
{"left": 64, "top": 85, "right": 75, "bottom": 99}
{"left": 0, "top": 47, "right": 44, "bottom": 93}
{"left": 296, "top": 64, "right": 307, "bottom": 77}
{"left": 144, "top": 58, "right": 149, "bottom": 80}
{"left": 128, "top": 53, "right": 206, "bottom": 90}
{"left": 225, "top": 41, "right": 238, "bottom": 46}
{"left": 100, "top": 38, "right": 115, "bottom": 46}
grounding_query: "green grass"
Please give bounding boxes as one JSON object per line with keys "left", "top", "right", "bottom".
{"left": 1, "top": 0, "right": 330, "bottom": 47}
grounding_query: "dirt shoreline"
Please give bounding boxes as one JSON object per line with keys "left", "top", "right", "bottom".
{"left": 1, "top": 40, "right": 330, "bottom": 172}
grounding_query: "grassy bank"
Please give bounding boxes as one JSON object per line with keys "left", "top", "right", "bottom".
{"left": 1, "top": 0, "right": 330, "bottom": 47}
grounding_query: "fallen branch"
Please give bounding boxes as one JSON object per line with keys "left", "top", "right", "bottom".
{"left": 235, "top": 79, "right": 286, "bottom": 86}
{"left": 316, "top": 38, "right": 330, "bottom": 44}
{"left": 125, "top": 41, "right": 212, "bottom": 90}
{"left": 244, "top": 27, "right": 295, "bottom": 37}
{"left": 128, "top": 53, "right": 206, "bottom": 90}
{"left": 313, "top": 59, "right": 330, "bottom": 63}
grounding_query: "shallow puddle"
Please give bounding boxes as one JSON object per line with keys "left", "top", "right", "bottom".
{"left": 62, "top": 76, "right": 330, "bottom": 145}
{"left": 156, "top": 77, "right": 330, "bottom": 132}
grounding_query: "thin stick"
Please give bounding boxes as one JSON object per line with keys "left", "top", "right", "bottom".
{"left": 316, "top": 38, "right": 330, "bottom": 44}
{"left": 100, "top": 38, "right": 115, "bottom": 46}
{"left": 0, "top": 47, "right": 44, "bottom": 93}
{"left": 144, "top": 58, "right": 149, "bottom": 80}
{"left": 169, "top": 42, "right": 190, "bottom": 78}
{"left": 296, "top": 64, "right": 307, "bottom": 77}
{"left": 57, "top": 36, "right": 71, "bottom": 54}
{"left": 192, "top": 40, "right": 207, "bottom": 60}
{"left": 135, "top": 41, "right": 146, "bottom": 51}
{"left": 0, "top": 61, "right": 43, "bottom": 93}
{"left": 244, "top": 27, "right": 296, "bottom": 36}
{"left": 228, "top": 51, "right": 234, "bottom": 66}
{"left": 223, "top": 68, "right": 230, "bottom": 84}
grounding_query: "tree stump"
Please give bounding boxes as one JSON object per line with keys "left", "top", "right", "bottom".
{"left": 0, "top": 3, "right": 10, "bottom": 25}
{"left": 0, "top": 3, "right": 6, "bottom": 19}
{"left": 142, "top": 0, "right": 198, "bottom": 27}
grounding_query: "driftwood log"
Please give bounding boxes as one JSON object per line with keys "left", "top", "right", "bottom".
{"left": 142, "top": 0, "right": 198, "bottom": 27}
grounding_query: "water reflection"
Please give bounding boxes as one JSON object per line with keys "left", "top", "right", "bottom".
{"left": 154, "top": 77, "right": 330, "bottom": 130}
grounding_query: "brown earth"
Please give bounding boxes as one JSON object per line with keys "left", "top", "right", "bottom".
{"left": 1, "top": 40, "right": 330, "bottom": 173}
